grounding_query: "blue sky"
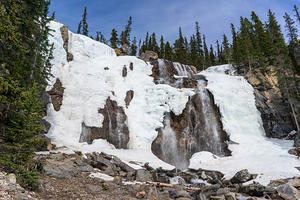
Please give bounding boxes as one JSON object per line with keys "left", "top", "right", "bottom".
{"left": 49, "top": 0, "right": 300, "bottom": 46}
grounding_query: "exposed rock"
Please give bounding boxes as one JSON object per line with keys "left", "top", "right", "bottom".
{"left": 276, "top": 184, "right": 300, "bottom": 200}
{"left": 85, "top": 152, "right": 135, "bottom": 178}
{"left": 121, "top": 44, "right": 130, "bottom": 55}
{"left": 130, "top": 62, "right": 134, "bottom": 70}
{"left": 230, "top": 169, "right": 257, "bottom": 184}
{"left": 104, "top": 66, "right": 110, "bottom": 70}
{"left": 79, "top": 97, "right": 130, "bottom": 149}
{"left": 152, "top": 90, "right": 230, "bottom": 169}
{"left": 0, "top": 172, "right": 37, "bottom": 200}
{"left": 243, "top": 67, "right": 295, "bottom": 138}
{"left": 47, "top": 78, "right": 64, "bottom": 111}
{"left": 60, "top": 25, "right": 73, "bottom": 62}
{"left": 114, "top": 48, "right": 122, "bottom": 56}
{"left": 135, "top": 169, "right": 153, "bottom": 182}
{"left": 151, "top": 59, "right": 197, "bottom": 88}
{"left": 239, "top": 183, "right": 267, "bottom": 197}
{"left": 38, "top": 119, "right": 51, "bottom": 134}
{"left": 140, "top": 50, "right": 158, "bottom": 62}
{"left": 34, "top": 153, "right": 94, "bottom": 178}
{"left": 36, "top": 134, "right": 54, "bottom": 151}
{"left": 288, "top": 147, "right": 300, "bottom": 157}
{"left": 125, "top": 90, "right": 134, "bottom": 108}
{"left": 122, "top": 65, "right": 128, "bottom": 77}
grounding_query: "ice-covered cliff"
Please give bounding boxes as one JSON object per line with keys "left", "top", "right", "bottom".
{"left": 45, "top": 21, "right": 299, "bottom": 184}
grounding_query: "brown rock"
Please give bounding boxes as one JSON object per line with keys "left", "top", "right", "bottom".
{"left": 136, "top": 191, "right": 146, "bottom": 199}
{"left": 123, "top": 65, "right": 128, "bottom": 77}
{"left": 140, "top": 50, "right": 158, "bottom": 62}
{"left": 60, "top": 26, "right": 73, "bottom": 62}
{"left": 48, "top": 78, "right": 65, "bottom": 111}
{"left": 79, "top": 97, "right": 130, "bottom": 149}
{"left": 125, "top": 90, "right": 134, "bottom": 108}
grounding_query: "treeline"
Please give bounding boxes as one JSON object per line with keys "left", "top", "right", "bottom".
{"left": 0, "top": 0, "right": 53, "bottom": 190}
{"left": 75, "top": 6, "right": 300, "bottom": 73}
{"left": 77, "top": 5, "right": 300, "bottom": 140}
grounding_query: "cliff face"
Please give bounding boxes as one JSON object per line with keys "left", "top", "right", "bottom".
{"left": 242, "top": 66, "right": 296, "bottom": 139}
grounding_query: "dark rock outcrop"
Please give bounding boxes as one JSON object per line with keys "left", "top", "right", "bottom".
{"left": 124, "top": 90, "right": 134, "bottom": 108}
{"left": 79, "top": 97, "right": 129, "bottom": 149}
{"left": 243, "top": 66, "right": 296, "bottom": 138}
{"left": 48, "top": 78, "right": 64, "bottom": 111}
{"left": 152, "top": 89, "right": 231, "bottom": 169}
{"left": 230, "top": 169, "right": 257, "bottom": 184}
{"left": 122, "top": 65, "right": 127, "bottom": 77}
{"left": 151, "top": 59, "right": 197, "bottom": 88}
{"left": 60, "top": 26, "right": 73, "bottom": 62}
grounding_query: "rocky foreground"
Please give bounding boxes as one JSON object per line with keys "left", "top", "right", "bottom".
{"left": 1, "top": 152, "right": 299, "bottom": 200}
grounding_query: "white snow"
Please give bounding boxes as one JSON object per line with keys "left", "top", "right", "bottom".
{"left": 89, "top": 172, "right": 114, "bottom": 181}
{"left": 46, "top": 21, "right": 299, "bottom": 184}
{"left": 46, "top": 21, "right": 193, "bottom": 170}
{"left": 189, "top": 65, "right": 299, "bottom": 185}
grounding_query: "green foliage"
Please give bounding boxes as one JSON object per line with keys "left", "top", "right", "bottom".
{"left": 110, "top": 29, "right": 119, "bottom": 49}
{"left": 0, "top": 0, "right": 53, "bottom": 190}
{"left": 82, "top": 7, "right": 88, "bottom": 36}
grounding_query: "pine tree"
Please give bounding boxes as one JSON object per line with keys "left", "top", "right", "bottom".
{"left": 294, "top": 5, "right": 300, "bottom": 25}
{"left": 173, "top": 27, "right": 186, "bottom": 64}
{"left": 284, "top": 12, "right": 299, "bottom": 74}
{"left": 120, "top": 16, "right": 132, "bottom": 46}
{"left": 231, "top": 23, "right": 240, "bottom": 65}
{"left": 222, "top": 34, "right": 230, "bottom": 64}
{"left": 164, "top": 42, "right": 173, "bottom": 60}
{"left": 239, "top": 17, "right": 255, "bottom": 71}
{"left": 81, "top": 7, "right": 88, "bottom": 36}
{"left": 159, "top": 35, "right": 165, "bottom": 58}
{"left": 209, "top": 45, "right": 216, "bottom": 66}
{"left": 190, "top": 35, "right": 198, "bottom": 67}
{"left": 77, "top": 21, "right": 82, "bottom": 34}
{"left": 203, "top": 35, "right": 210, "bottom": 68}
{"left": 216, "top": 40, "right": 222, "bottom": 64}
{"left": 0, "top": 0, "right": 53, "bottom": 190}
{"left": 251, "top": 11, "right": 271, "bottom": 66}
{"left": 110, "top": 29, "right": 119, "bottom": 49}
{"left": 130, "top": 37, "right": 137, "bottom": 56}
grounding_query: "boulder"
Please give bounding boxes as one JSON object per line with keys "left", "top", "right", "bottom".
{"left": 124, "top": 90, "right": 134, "bottom": 108}
{"left": 230, "top": 169, "right": 257, "bottom": 184}
{"left": 135, "top": 169, "right": 152, "bottom": 182}
{"left": 140, "top": 50, "right": 158, "bottom": 62}
{"left": 35, "top": 153, "right": 94, "bottom": 178}
{"left": 60, "top": 26, "right": 73, "bottom": 62}
{"left": 277, "top": 184, "right": 300, "bottom": 200}
{"left": 47, "top": 78, "right": 65, "bottom": 111}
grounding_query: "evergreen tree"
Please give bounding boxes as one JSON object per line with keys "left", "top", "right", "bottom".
{"left": 159, "top": 35, "right": 165, "bottom": 58}
{"left": 81, "top": 7, "right": 88, "bottom": 36}
{"left": 239, "top": 17, "right": 255, "bottom": 71}
{"left": 294, "top": 5, "right": 300, "bottom": 25}
{"left": 190, "top": 35, "right": 198, "bottom": 67}
{"left": 231, "top": 23, "right": 240, "bottom": 65}
{"left": 173, "top": 27, "right": 186, "bottom": 64}
{"left": 222, "top": 34, "right": 230, "bottom": 63}
{"left": 110, "top": 29, "right": 119, "bottom": 49}
{"left": 0, "top": 0, "right": 53, "bottom": 190}
{"left": 209, "top": 45, "right": 216, "bottom": 65}
{"left": 77, "top": 21, "right": 82, "bottom": 34}
{"left": 164, "top": 42, "right": 173, "bottom": 60}
{"left": 251, "top": 11, "right": 271, "bottom": 66}
{"left": 130, "top": 37, "right": 137, "bottom": 56}
{"left": 284, "top": 12, "right": 299, "bottom": 74}
{"left": 216, "top": 40, "right": 222, "bottom": 64}
{"left": 120, "top": 16, "right": 132, "bottom": 46}
{"left": 203, "top": 35, "right": 210, "bottom": 68}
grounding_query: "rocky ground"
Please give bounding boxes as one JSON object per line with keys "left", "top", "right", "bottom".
{"left": 1, "top": 152, "right": 299, "bottom": 200}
